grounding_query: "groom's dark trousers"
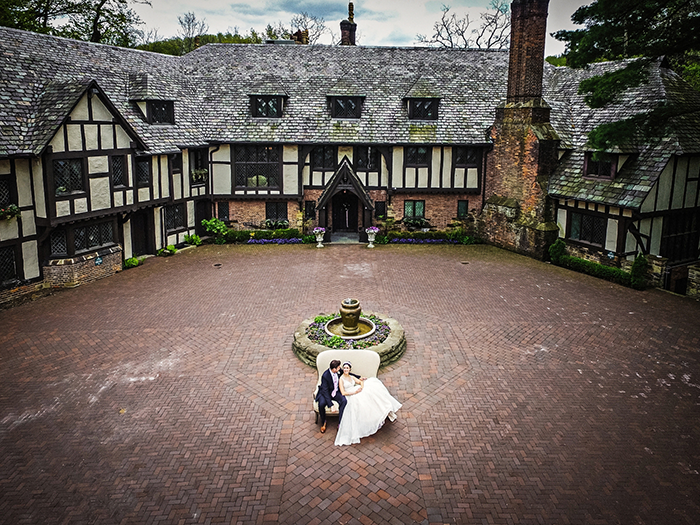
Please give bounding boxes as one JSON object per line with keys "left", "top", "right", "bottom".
{"left": 316, "top": 369, "right": 347, "bottom": 425}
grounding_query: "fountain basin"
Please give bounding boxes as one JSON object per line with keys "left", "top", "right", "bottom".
{"left": 293, "top": 311, "right": 406, "bottom": 368}
{"left": 324, "top": 317, "right": 376, "bottom": 340}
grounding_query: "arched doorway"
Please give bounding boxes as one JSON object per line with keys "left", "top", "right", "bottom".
{"left": 331, "top": 191, "right": 359, "bottom": 232}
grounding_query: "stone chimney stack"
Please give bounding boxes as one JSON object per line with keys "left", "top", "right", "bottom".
{"left": 479, "top": 0, "right": 559, "bottom": 260}
{"left": 340, "top": 3, "right": 357, "bottom": 45}
{"left": 507, "top": 0, "right": 549, "bottom": 104}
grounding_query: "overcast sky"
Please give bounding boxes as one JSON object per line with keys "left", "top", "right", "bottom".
{"left": 132, "top": 0, "right": 589, "bottom": 56}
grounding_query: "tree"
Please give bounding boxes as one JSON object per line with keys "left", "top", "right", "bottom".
{"left": 554, "top": 0, "right": 700, "bottom": 150}
{"left": 1, "top": 0, "right": 147, "bottom": 46}
{"left": 177, "top": 11, "right": 208, "bottom": 54}
{"left": 58, "top": 0, "right": 148, "bottom": 46}
{"left": 290, "top": 12, "right": 328, "bottom": 45}
{"left": 416, "top": 0, "right": 510, "bottom": 50}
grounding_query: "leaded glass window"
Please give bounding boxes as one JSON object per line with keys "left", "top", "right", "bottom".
{"left": 408, "top": 98, "right": 438, "bottom": 120}
{"left": 0, "top": 177, "right": 11, "bottom": 207}
{"left": 50, "top": 230, "right": 67, "bottom": 256}
{"left": 457, "top": 200, "right": 469, "bottom": 218}
{"left": 660, "top": 210, "right": 700, "bottom": 262}
{"left": 234, "top": 145, "right": 280, "bottom": 187}
{"left": 570, "top": 212, "right": 606, "bottom": 247}
{"left": 330, "top": 97, "right": 362, "bottom": 118}
{"left": 454, "top": 147, "right": 479, "bottom": 167}
{"left": 148, "top": 101, "right": 174, "bottom": 124}
{"left": 305, "top": 200, "right": 316, "bottom": 220}
{"left": 312, "top": 146, "right": 336, "bottom": 171}
{"left": 374, "top": 201, "right": 386, "bottom": 219}
{"left": 355, "top": 147, "right": 380, "bottom": 171}
{"left": 218, "top": 202, "right": 229, "bottom": 221}
{"left": 252, "top": 96, "right": 283, "bottom": 118}
{"left": 584, "top": 152, "right": 616, "bottom": 179}
{"left": 136, "top": 158, "right": 150, "bottom": 187}
{"left": 53, "top": 158, "right": 84, "bottom": 195}
{"left": 266, "top": 202, "right": 287, "bottom": 221}
{"left": 405, "top": 146, "right": 430, "bottom": 167}
{"left": 404, "top": 200, "right": 425, "bottom": 218}
{"left": 165, "top": 203, "right": 185, "bottom": 232}
{"left": 112, "top": 155, "right": 126, "bottom": 187}
{"left": 0, "top": 245, "right": 18, "bottom": 285}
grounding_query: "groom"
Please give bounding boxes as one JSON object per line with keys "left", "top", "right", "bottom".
{"left": 316, "top": 359, "right": 346, "bottom": 434}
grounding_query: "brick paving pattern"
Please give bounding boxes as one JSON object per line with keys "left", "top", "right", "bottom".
{"left": 1, "top": 244, "right": 699, "bottom": 524}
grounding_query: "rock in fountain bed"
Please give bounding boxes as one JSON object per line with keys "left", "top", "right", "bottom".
{"left": 293, "top": 299, "right": 406, "bottom": 368}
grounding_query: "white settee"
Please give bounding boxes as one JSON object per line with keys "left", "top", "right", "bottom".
{"left": 312, "top": 349, "right": 381, "bottom": 424}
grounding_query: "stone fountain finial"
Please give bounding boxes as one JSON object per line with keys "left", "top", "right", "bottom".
{"left": 339, "top": 298, "right": 361, "bottom": 335}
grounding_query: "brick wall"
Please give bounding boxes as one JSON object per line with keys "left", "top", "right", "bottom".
{"left": 227, "top": 200, "right": 299, "bottom": 230}
{"left": 390, "top": 193, "right": 477, "bottom": 230}
{"left": 688, "top": 264, "right": 700, "bottom": 299}
{"left": 0, "top": 280, "right": 50, "bottom": 308}
{"left": 43, "top": 246, "right": 123, "bottom": 288}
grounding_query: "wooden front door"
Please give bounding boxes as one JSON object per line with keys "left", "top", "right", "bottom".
{"left": 331, "top": 192, "right": 358, "bottom": 232}
{"left": 131, "top": 209, "right": 154, "bottom": 256}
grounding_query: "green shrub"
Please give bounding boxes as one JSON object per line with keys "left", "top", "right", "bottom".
{"left": 201, "top": 218, "right": 229, "bottom": 243}
{"left": 264, "top": 219, "right": 289, "bottom": 230}
{"left": 548, "top": 238, "right": 566, "bottom": 265}
{"left": 184, "top": 234, "right": 202, "bottom": 246}
{"left": 562, "top": 255, "right": 631, "bottom": 286}
{"left": 630, "top": 254, "right": 649, "bottom": 290}
{"left": 157, "top": 245, "right": 177, "bottom": 256}
{"left": 124, "top": 257, "right": 140, "bottom": 269}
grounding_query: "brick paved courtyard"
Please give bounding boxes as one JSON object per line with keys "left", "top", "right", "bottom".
{"left": 1, "top": 244, "right": 699, "bottom": 525}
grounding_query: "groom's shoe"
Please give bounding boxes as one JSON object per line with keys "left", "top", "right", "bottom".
{"left": 320, "top": 423, "right": 326, "bottom": 433}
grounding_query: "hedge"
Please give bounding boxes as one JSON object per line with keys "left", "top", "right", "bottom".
{"left": 548, "top": 239, "right": 647, "bottom": 290}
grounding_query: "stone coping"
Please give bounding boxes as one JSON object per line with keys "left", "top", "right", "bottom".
{"left": 47, "top": 245, "right": 122, "bottom": 266}
{"left": 293, "top": 311, "right": 406, "bottom": 368}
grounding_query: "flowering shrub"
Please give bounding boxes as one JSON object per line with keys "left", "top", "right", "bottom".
{"left": 366, "top": 226, "right": 379, "bottom": 234}
{"left": 306, "top": 314, "right": 391, "bottom": 349}
{"left": 0, "top": 204, "right": 21, "bottom": 220}
{"left": 313, "top": 227, "right": 325, "bottom": 235}
{"left": 247, "top": 238, "right": 303, "bottom": 244}
{"left": 390, "top": 237, "right": 459, "bottom": 244}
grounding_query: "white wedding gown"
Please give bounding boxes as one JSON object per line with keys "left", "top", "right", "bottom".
{"left": 335, "top": 376, "right": 402, "bottom": 446}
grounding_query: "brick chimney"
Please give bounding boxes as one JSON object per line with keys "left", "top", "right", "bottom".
{"left": 340, "top": 3, "right": 357, "bottom": 45}
{"left": 479, "top": 0, "right": 560, "bottom": 260}
{"left": 507, "top": 0, "right": 548, "bottom": 104}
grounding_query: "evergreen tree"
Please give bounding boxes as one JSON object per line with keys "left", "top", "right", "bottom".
{"left": 555, "top": 0, "right": 700, "bottom": 150}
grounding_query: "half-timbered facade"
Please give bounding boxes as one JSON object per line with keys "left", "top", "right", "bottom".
{"left": 0, "top": 0, "right": 699, "bottom": 304}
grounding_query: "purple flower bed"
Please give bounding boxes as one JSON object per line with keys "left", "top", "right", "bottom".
{"left": 389, "top": 238, "right": 459, "bottom": 244}
{"left": 247, "top": 238, "right": 304, "bottom": 244}
{"left": 307, "top": 314, "right": 391, "bottom": 349}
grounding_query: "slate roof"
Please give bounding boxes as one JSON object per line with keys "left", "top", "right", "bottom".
{"left": 1, "top": 26, "right": 700, "bottom": 211}
{"left": 0, "top": 27, "right": 508, "bottom": 156}
{"left": 545, "top": 59, "right": 700, "bottom": 209}
{"left": 178, "top": 44, "right": 508, "bottom": 145}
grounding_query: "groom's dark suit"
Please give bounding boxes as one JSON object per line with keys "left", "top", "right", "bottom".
{"left": 316, "top": 368, "right": 346, "bottom": 426}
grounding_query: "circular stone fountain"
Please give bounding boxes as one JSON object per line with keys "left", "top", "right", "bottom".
{"left": 293, "top": 299, "right": 406, "bottom": 368}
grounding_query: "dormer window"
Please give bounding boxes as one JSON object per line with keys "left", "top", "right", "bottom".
{"left": 329, "top": 96, "right": 363, "bottom": 118}
{"left": 147, "top": 100, "right": 174, "bottom": 124}
{"left": 584, "top": 152, "right": 617, "bottom": 180}
{"left": 251, "top": 95, "right": 285, "bottom": 118}
{"left": 408, "top": 98, "right": 439, "bottom": 120}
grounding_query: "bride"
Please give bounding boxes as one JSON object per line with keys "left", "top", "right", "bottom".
{"left": 335, "top": 361, "right": 402, "bottom": 446}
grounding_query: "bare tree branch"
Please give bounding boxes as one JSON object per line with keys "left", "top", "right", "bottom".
{"left": 417, "top": 1, "right": 510, "bottom": 50}
{"left": 290, "top": 11, "right": 328, "bottom": 45}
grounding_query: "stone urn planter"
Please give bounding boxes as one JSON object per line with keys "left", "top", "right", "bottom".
{"left": 366, "top": 227, "right": 379, "bottom": 248}
{"left": 313, "top": 227, "right": 325, "bottom": 248}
